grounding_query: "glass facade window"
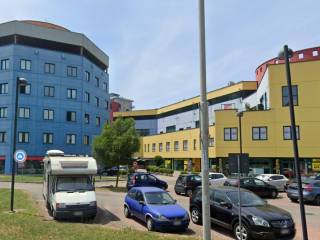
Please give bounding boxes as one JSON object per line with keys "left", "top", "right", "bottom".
{"left": 252, "top": 127, "right": 268, "bottom": 140}
{"left": 282, "top": 85, "right": 298, "bottom": 106}
{"left": 96, "top": 116, "right": 100, "bottom": 126}
{"left": 106, "top": 100, "right": 109, "bottom": 110}
{"left": 85, "top": 71, "right": 90, "bottom": 81}
{"left": 283, "top": 126, "right": 300, "bottom": 140}
{"left": 103, "top": 82, "right": 108, "bottom": 92}
{"left": 0, "top": 132, "right": 6, "bottom": 143}
{"left": 43, "top": 133, "right": 53, "bottom": 144}
{"left": 95, "top": 97, "right": 99, "bottom": 107}
{"left": 224, "top": 128, "right": 238, "bottom": 141}
{"left": 18, "top": 132, "right": 29, "bottom": 143}
{"left": 18, "top": 107, "right": 30, "bottom": 118}
{"left": 0, "top": 107, "right": 8, "bottom": 118}
{"left": 136, "top": 129, "right": 150, "bottom": 136}
{"left": 83, "top": 135, "right": 89, "bottom": 145}
{"left": 84, "top": 92, "right": 90, "bottom": 103}
{"left": 43, "top": 109, "right": 54, "bottom": 120}
{"left": 95, "top": 77, "right": 100, "bottom": 87}
{"left": 20, "top": 59, "right": 31, "bottom": 70}
{"left": 66, "top": 111, "right": 76, "bottom": 122}
{"left": 67, "top": 88, "right": 77, "bottom": 99}
{"left": 152, "top": 143, "right": 156, "bottom": 152}
{"left": 44, "top": 86, "right": 55, "bottom": 97}
{"left": 0, "top": 83, "right": 8, "bottom": 94}
{"left": 84, "top": 113, "right": 90, "bottom": 124}
{"left": 193, "top": 139, "right": 197, "bottom": 150}
{"left": 67, "top": 66, "right": 77, "bottom": 77}
{"left": 159, "top": 143, "right": 163, "bottom": 152}
{"left": 174, "top": 141, "right": 179, "bottom": 151}
{"left": 20, "top": 84, "right": 31, "bottom": 94}
{"left": 183, "top": 140, "right": 188, "bottom": 151}
{"left": 195, "top": 121, "right": 200, "bottom": 128}
{"left": 66, "top": 134, "right": 76, "bottom": 144}
{"left": 166, "top": 142, "right": 170, "bottom": 152}
{"left": 44, "top": 63, "right": 55, "bottom": 74}
{"left": 166, "top": 125, "right": 176, "bottom": 133}
{"left": 209, "top": 138, "right": 214, "bottom": 147}
{"left": 0, "top": 59, "right": 9, "bottom": 70}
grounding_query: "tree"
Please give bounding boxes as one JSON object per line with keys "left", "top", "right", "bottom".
{"left": 93, "top": 118, "right": 140, "bottom": 187}
{"left": 154, "top": 155, "right": 164, "bottom": 167}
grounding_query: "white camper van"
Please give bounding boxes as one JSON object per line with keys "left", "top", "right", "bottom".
{"left": 43, "top": 150, "right": 97, "bottom": 220}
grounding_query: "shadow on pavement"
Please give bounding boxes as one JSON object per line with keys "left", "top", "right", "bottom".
{"left": 93, "top": 206, "right": 121, "bottom": 224}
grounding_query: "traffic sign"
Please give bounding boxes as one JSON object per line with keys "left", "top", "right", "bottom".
{"left": 14, "top": 150, "right": 27, "bottom": 163}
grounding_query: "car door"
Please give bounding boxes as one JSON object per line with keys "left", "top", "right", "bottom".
{"left": 253, "top": 178, "right": 269, "bottom": 197}
{"left": 211, "top": 190, "right": 233, "bottom": 229}
{"left": 269, "top": 175, "right": 282, "bottom": 190}
{"left": 175, "top": 176, "right": 183, "bottom": 193}
{"left": 137, "top": 174, "right": 148, "bottom": 187}
{"left": 147, "top": 174, "right": 158, "bottom": 188}
{"left": 126, "top": 189, "right": 137, "bottom": 215}
{"left": 132, "top": 190, "right": 145, "bottom": 220}
{"left": 242, "top": 178, "right": 256, "bottom": 192}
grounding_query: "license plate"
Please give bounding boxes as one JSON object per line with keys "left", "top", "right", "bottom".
{"left": 281, "top": 229, "right": 290, "bottom": 235}
{"left": 73, "top": 211, "right": 83, "bottom": 216}
{"left": 173, "top": 220, "right": 181, "bottom": 226}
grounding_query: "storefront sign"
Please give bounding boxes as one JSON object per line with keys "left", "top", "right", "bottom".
{"left": 312, "top": 159, "right": 320, "bottom": 171}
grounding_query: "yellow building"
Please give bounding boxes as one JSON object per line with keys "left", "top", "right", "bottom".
{"left": 115, "top": 46, "right": 320, "bottom": 175}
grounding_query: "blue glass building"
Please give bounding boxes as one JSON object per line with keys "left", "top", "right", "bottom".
{"left": 0, "top": 20, "right": 110, "bottom": 174}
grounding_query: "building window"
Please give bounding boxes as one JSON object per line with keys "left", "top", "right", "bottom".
{"left": 18, "top": 107, "right": 30, "bottom": 119}
{"left": 96, "top": 116, "right": 100, "bottom": 126}
{"left": 0, "top": 59, "right": 9, "bottom": 70}
{"left": 195, "top": 121, "right": 200, "bottom": 128}
{"left": 144, "top": 144, "right": 146, "bottom": 152}
{"left": 103, "top": 82, "right": 108, "bottom": 92}
{"left": 159, "top": 143, "right": 163, "bottom": 152}
{"left": 66, "top": 111, "right": 76, "bottom": 122}
{"left": 252, "top": 127, "right": 268, "bottom": 140}
{"left": 44, "top": 86, "right": 54, "bottom": 97}
{"left": 0, "top": 107, "right": 8, "bottom": 118}
{"left": 147, "top": 144, "right": 150, "bottom": 152}
{"left": 84, "top": 92, "right": 90, "bottom": 103}
{"left": 95, "top": 77, "right": 100, "bottom": 87}
{"left": 83, "top": 135, "right": 89, "bottom": 145}
{"left": 166, "top": 125, "right": 176, "bottom": 133}
{"left": 152, "top": 143, "right": 156, "bottom": 152}
{"left": 283, "top": 126, "right": 300, "bottom": 140}
{"left": 224, "top": 128, "right": 238, "bottom": 141}
{"left": 193, "top": 139, "right": 197, "bottom": 150}
{"left": 282, "top": 85, "right": 298, "bottom": 106}
{"left": 183, "top": 140, "right": 188, "bottom": 151}
{"left": 85, "top": 71, "right": 90, "bottom": 81}
{"left": 209, "top": 138, "right": 214, "bottom": 147}
{"left": 20, "top": 84, "right": 31, "bottom": 94}
{"left": 66, "top": 134, "right": 76, "bottom": 144}
{"left": 174, "top": 141, "right": 179, "bottom": 151}
{"left": 67, "top": 66, "right": 77, "bottom": 77}
{"left": 18, "top": 132, "right": 29, "bottom": 143}
{"left": 43, "top": 133, "right": 53, "bottom": 144}
{"left": 20, "top": 59, "right": 31, "bottom": 70}
{"left": 44, "top": 63, "right": 55, "bottom": 74}
{"left": 84, "top": 113, "right": 90, "bottom": 124}
{"left": 166, "top": 142, "right": 170, "bottom": 152}
{"left": 0, "top": 83, "right": 8, "bottom": 94}
{"left": 105, "top": 100, "right": 109, "bottom": 110}
{"left": 43, "top": 109, "right": 54, "bottom": 120}
{"left": 136, "top": 129, "right": 150, "bottom": 136}
{"left": 95, "top": 97, "right": 99, "bottom": 107}
{"left": 0, "top": 132, "right": 6, "bottom": 143}
{"left": 67, "top": 89, "right": 77, "bottom": 99}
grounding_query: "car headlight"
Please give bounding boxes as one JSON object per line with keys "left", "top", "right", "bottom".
{"left": 183, "top": 213, "right": 190, "bottom": 220}
{"left": 89, "top": 201, "right": 97, "bottom": 207}
{"left": 252, "top": 216, "right": 270, "bottom": 227}
{"left": 56, "top": 203, "right": 66, "bottom": 209}
{"left": 157, "top": 215, "right": 169, "bottom": 221}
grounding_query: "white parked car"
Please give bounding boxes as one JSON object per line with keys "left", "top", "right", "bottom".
{"left": 208, "top": 172, "right": 227, "bottom": 186}
{"left": 256, "top": 174, "right": 289, "bottom": 191}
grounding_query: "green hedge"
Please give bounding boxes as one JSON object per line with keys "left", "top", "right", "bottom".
{"left": 146, "top": 165, "right": 174, "bottom": 175}
{"left": 180, "top": 171, "right": 200, "bottom": 175}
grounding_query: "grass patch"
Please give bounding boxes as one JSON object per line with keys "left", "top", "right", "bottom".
{"left": 0, "top": 175, "right": 43, "bottom": 183}
{"left": 97, "top": 186, "right": 128, "bottom": 193}
{"left": 0, "top": 189, "right": 196, "bottom": 240}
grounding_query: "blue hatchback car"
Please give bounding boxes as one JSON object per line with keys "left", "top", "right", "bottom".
{"left": 124, "top": 187, "right": 190, "bottom": 231}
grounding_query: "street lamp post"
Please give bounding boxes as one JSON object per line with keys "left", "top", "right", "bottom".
{"left": 278, "top": 45, "right": 308, "bottom": 240}
{"left": 10, "top": 77, "right": 27, "bottom": 212}
{"left": 237, "top": 111, "right": 243, "bottom": 240}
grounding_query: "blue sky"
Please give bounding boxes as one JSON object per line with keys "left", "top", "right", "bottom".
{"left": 1, "top": 0, "right": 320, "bottom": 109}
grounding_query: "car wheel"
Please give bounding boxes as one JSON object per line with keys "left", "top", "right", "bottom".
{"left": 146, "top": 217, "right": 154, "bottom": 231}
{"left": 234, "top": 222, "right": 250, "bottom": 240}
{"left": 271, "top": 190, "right": 278, "bottom": 199}
{"left": 314, "top": 195, "right": 320, "bottom": 206}
{"left": 190, "top": 207, "right": 202, "bottom": 225}
{"left": 186, "top": 189, "right": 193, "bottom": 197}
{"left": 175, "top": 190, "right": 181, "bottom": 195}
{"left": 124, "top": 205, "right": 131, "bottom": 218}
{"left": 290, "top": 198, "right": 298, "bottom": 203}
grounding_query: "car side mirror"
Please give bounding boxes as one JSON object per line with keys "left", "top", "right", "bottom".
{"left": 139, "top": 200, "right": 145, "bottom": 205}
{"left": 220, "top": 202, "right": 232, "bottom": 209}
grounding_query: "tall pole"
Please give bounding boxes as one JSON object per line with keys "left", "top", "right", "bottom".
{"left": 237, "top": 112, "right": 243, "bottom": 239}
{"left": 10, "top": 77, "right": 20, "bottom": 212}
{"left": 198, "top": 1, "right": 211, "bottom": 240}
{"left": 283, "top": 45, "right": 308, "bottom": 240}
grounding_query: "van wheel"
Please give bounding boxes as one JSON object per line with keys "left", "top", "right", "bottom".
{"left": 234, "top": 222, "right": 250, "bottom": 240}
{"left": 146, "top": 217, "right": 154, "bottom": 231}
{"left": 314, "top": 195, "right": 320, "bottom": 206}
{"left": 124, "top": 205, "right": 131, "bottom": 218}
{"left": 190, "top": 207, "right": 202, "bottom": 225}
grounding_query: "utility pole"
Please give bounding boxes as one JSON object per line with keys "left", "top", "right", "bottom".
{"left": 198, "top": 0, "right": 211, "bottom": 240}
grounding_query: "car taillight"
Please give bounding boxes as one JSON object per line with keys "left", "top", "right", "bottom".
{"left": 305, "top": 184, "right": 313, "bottom": 192}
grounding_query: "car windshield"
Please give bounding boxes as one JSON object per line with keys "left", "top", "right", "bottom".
{"left": 145, "top": 192, "right": 176, "bottom": 205}
{"left": 193, "top": 175, "right": 201, "bottom": 181}
{"left": 56, "top": 176, "right": 94, "bottom": 192}
{"left": 227, "top": 191, "right": 266, "bottom": 207}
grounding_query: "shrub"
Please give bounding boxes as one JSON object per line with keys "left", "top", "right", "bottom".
{"left": 154, "top": 155, "right": 164, "bottom": 167}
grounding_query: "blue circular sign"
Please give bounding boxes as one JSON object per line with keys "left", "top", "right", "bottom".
{"left": 14, "top": 150, "right": 27, "bottom": 163}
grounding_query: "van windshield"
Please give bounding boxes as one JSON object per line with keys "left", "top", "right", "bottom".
{"left": 56, "top": 176, "right": 94, "bottom": 192}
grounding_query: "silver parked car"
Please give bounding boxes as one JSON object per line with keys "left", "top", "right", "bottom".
{"left": 256, "top": 174, "right": 289, "bottom": 191}
{"left": 208, "top": 172, "right": 227, "bottom": 186}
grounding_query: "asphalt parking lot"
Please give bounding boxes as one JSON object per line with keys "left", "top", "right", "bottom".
{"left": 1, "top": 175, "right": 319, "bottom": 240}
